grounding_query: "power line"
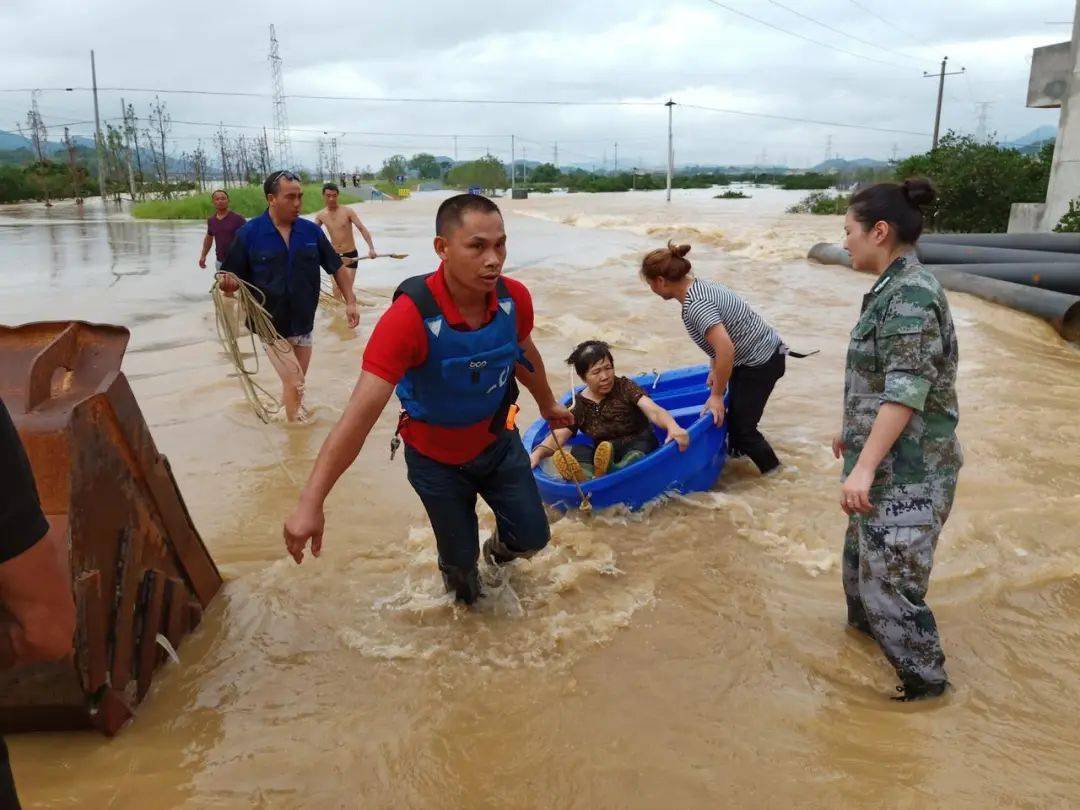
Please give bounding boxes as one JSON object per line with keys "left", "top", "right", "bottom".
{"left": 701, "top": 0, "right": 914, "bottom": 70}
{"left": 763, "top": 0, "right": 926, "bottom": 65}
{"left": 681, "top": 103, "right": 929, "bottom": 136}
{"left": 846, "top": 0, "right": 923, "bottom": 44}
{"left": 6, "top": 86, "right": 660, "bottom": 107}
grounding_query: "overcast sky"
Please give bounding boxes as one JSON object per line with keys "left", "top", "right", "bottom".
{"left": 1, "top": 0, "right": 1071, "bottom": 170}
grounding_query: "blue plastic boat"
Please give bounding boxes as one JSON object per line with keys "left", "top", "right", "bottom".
{"left": 523, "top": 364, "right": 728, "bottom": 511}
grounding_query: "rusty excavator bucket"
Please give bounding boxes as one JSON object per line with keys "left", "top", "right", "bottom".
{"left": 0, "top": 321, "right": 222, "bottom": 736}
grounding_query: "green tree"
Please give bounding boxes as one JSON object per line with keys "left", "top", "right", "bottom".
{"left": 1053, "top": 198, "right": 1080, "bottom": 233}
{"left": 379, "top": 154, "right": 408, "bottom": 183}
{"left": 529, "top": 162, "right": 560, "bottom": 183}
{"left": 446, "top": 155, "right": 508, "bottom": 193}
{"left": 408, "top": 152, "right": 442, "bottom": 180}
{"left": 894, "top": 132, "right": 1053, "bottom": 233}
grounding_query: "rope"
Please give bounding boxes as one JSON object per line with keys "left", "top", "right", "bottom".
{"left": 210, "top": 276, "right": 291, "bottom": 424}
{"left": 319, "top": 252, "right": 408, "bottom": 309}
{"left": 548, "top": 425, "right": 591, "bottom": 514}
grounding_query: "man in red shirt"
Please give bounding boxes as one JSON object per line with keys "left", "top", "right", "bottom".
{"left": 283, "top": 194, "right": 573, "bottom": 603}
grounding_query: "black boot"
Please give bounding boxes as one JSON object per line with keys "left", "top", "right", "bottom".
{"left": 439, "top": 562, "right": 482, "bottom": 605}
{"left": 892, "top": 680, "right": 949, "bottom": 702}
{"left": 482, "top": 528, "right": 536, "bottom": 566}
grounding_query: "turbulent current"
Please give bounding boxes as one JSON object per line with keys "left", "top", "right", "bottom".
{"left": 2, "top": 187, "right": 1079, "bottom": 808}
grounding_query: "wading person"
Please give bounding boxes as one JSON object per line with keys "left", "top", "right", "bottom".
{"left": 529, "top": 340, "right": 689, "bottom": 481}
{"left": 219, "top": 171, "right": 359, "bottom": 422}
{"left": 836, "top": 178, "right": 962, "bottom": 701}
{"left": 1, "top": 398, "right": 78, "bottom": 809}
{"left": 198, "top": 189, "right": 245, "bottom": 273}
{"left": 313, "top": 182, "right": 377, "bottom": 301}
{"left": 640, "top": 241, "right": 788, "bottom": 474}
{"left": 283, "top": 194, "right": 573, "bottom": 604}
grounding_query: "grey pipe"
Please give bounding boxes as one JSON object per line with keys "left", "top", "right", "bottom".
{"left": 921, "top": 262, "right": 1080, "bottom": 296}
{"left": 808, "top": 242, "right": 852, "bottom": 267}
{"left": 807, "top": 243, "right": 1080, "bottom": 340}
{"left": 929, "top": 268, "right": 1080, "bottom": 341}
{"left": 921, "top": 232, "right": 1080, "bottom": 254}
{"left": 916, "top": 243, "right": 1079, "bottom": 266}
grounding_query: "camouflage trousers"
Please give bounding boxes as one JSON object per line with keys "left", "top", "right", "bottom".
{"left": 842, "top": 479, "right": 956, "bottom": 687}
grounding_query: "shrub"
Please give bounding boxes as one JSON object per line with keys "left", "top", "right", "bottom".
{"left": 894, "top": 132, "right": 1052, "bottom": 233}
{"left": 786, "top": 192, "right": 851, "bottom": 215}
{"left": 1053, "top": 198, "right": 1080, "bottom": 233}
{"left": 132, "top": 183, "right": 359, "bottom": 219}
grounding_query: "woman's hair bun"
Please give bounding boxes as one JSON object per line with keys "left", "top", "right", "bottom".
{"left": 901, "top": 177, "right": 936, "bottom": 208}
{"left": 666, "top": 240, "right": 691, "bottom": 258}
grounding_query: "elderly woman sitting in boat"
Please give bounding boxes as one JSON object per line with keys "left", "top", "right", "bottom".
{"left": 529, "top": 340, "right": 690, "bottom": 481}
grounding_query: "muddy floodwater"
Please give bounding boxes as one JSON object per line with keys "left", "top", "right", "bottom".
{"left": 2, "top": 187, "right": 1079, "bottom": 808}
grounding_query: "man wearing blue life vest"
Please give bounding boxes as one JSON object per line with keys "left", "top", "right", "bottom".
{"left": 282, "top": 194, "right": 574, "bottom": 604}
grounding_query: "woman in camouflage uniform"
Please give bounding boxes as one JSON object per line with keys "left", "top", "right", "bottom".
{"left": 835, "top": 178, "right": 963, "bottom": 702}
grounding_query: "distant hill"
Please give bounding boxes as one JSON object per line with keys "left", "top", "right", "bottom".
{"left": 811, "top": 157, "right": 890, "bottom": 173}
{"left": 0, "top": 130, "right": 29, "bottom": 151}
{"left": 1003, "top": 125, "right": 1056, "bottom": 149}
{"left": 0, "top": 129, "right": 98, "bottom": 157}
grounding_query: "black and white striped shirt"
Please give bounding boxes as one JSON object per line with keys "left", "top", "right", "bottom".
{"left": 681, "top": 278, "right": 781, "bottom": 367}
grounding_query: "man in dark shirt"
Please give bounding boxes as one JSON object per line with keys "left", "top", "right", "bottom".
{"left": 198, "top": 190, "right": 246, "bottom": 272}
{"left": 0, "top": 398, "right": 77, "bottom": 809}
{"left": 219, "top": 171, "right": 359, "bottom": 422}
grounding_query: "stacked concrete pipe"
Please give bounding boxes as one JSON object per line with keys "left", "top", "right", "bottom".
{"left": 807, "top": 241, "right": 1080, "bottom": 342}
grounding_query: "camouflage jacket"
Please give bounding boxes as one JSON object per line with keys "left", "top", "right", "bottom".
{"left": 842, "top": 251, "right": 962, "bottom": 491}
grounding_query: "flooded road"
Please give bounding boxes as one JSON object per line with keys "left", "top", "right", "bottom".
{"left": 3, "top": 187, "right": 1079, "bottom": 808}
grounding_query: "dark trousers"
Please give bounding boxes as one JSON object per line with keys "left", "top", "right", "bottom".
{"left": 0, "top": 738, "right": 19, "bottom": 810}
{"left": 728, "top": 349, "right": 786, "bottom": 474}
{"left": 569, "top": 429, "right": 660, "bottom": 466}
{"left": 404, "top": 430, "right": 550, "bottom": 573}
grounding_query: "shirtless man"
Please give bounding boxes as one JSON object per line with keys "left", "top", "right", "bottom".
{"left": 314, "top": 183, "right": 376, "bottom": 300}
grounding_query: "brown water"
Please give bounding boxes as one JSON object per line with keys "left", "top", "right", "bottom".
{"left": 3, "top": 188, "right": 1080, "bottom": 808}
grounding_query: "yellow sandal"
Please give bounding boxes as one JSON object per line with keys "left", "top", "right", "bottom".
{"left": 593, "top": 441, "right": 613, "bottom": 477}
{"left": 552, "top": 449, "right": 587, "bottom": 483}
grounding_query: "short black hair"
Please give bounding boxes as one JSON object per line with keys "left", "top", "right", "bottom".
{"left": 566, "top": 340, "right": 614, "bottom": 379}
{"left": 211, "top": 189, "right": 229, "bottom": 199}
{"left": 263, "top": 170, "right": 301, "bottom": 197}
{"left": 435, "top": 193, "right": 502, "bottom": 237}
{"left": 849, "top": 178, "right": 937, "bottom": 245}
{"left": 322, "top": 182, "right": 339, "bottom": 193}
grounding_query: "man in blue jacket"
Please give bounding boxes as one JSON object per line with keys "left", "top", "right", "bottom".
{"left": 220, "top": 170, "right": 360, "bottom": 421}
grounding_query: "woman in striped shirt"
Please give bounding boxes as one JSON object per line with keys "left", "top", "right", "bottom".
{"left": 641, "top": 241, "right": 787, "bottom": 474}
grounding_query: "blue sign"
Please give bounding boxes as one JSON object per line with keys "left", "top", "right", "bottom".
{"left": 395, "top": 174, "right": 406, "bottom": 185}
{"left": 468, "top": 186, "right": 483, "bottom": 195}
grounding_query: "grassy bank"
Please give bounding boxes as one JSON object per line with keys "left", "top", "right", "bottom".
{"left": 131, "top": 184, "right": 360, "bottom": 220}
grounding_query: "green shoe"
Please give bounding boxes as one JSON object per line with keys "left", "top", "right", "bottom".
{"left": 612, "top": 450, "right": 647, "bottom": 471}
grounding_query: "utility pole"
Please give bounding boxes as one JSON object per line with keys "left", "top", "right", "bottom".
{"left": 924, "top": 56, "right": 965, "bottom": 150}
{"left": 217, "top": 124, "right": 229, "bottom": 187}
{"left": 91, "top": 50, "right": 106, "bottom": 205}
{"left": 453, "top": 134, "right": 458, "bottom": 162}
{"left": 665, "top": 99, "right": 675, "bottom": 203}
{"left": 510, "top": 134, "right": 515, "bottom": 194}
{"left": 974, "top": 101, "right": 994, "bottom": 142}
{"left": 261, "top": 126, "right": 271, "bottom": 176}
{"left": 614, "top": 141, "right": 618, "bottom": 173}
{"left": 891, "top": 142, "right": 899, "bottom": 163}
{"left": 554, "top": 141, "right": 558, "bottom": 169}
{"left": 824, "top": 134, "right": 833, "bottom": 163}
{"left": 120, "top": 98, "right": 136, "bottom": 201}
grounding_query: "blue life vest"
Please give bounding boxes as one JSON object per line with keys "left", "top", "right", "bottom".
{"left": 393, "top": 274, "right": 527, "bottom": 428}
